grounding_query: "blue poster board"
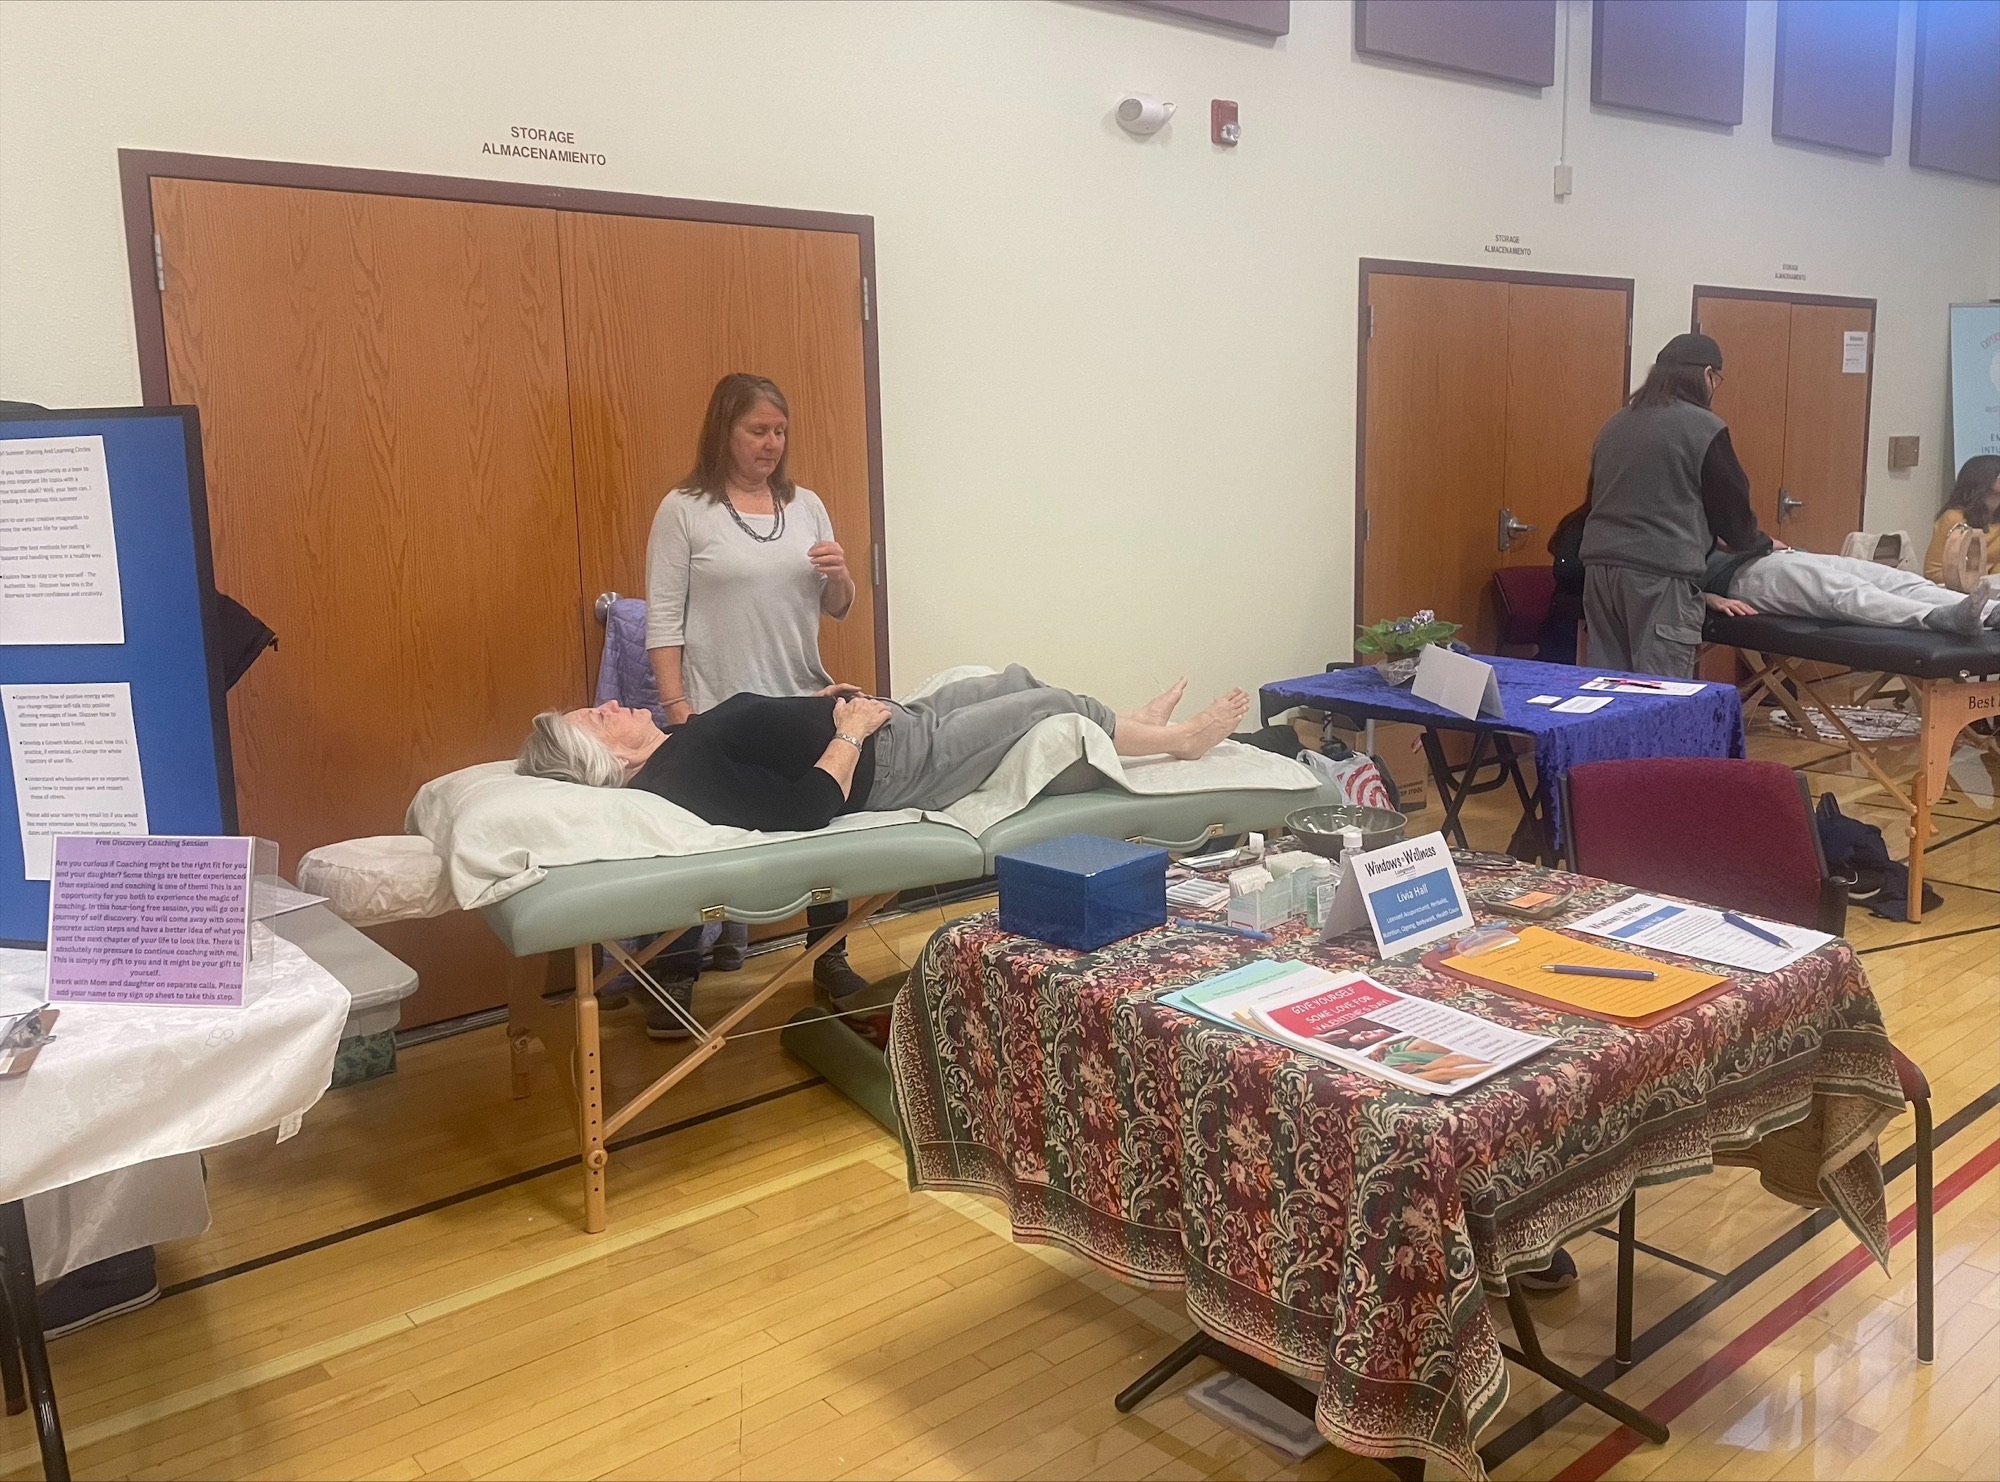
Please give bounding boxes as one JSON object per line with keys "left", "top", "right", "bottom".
{"left": 1950, "top": 303, "right": 2000, "bottom": 472}
{"left": 0, "top": 407, "right": 235, "bottom": 946}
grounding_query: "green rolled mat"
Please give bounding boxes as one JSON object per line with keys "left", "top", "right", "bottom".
{"left": 781, "top": 1006, "right": 900, "bottom": 1134}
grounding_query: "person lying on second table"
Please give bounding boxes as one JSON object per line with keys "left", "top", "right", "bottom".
{"left": 1701, "top": 545, "right": 2000, "bottom": 633}
{"left": 516, "top": 665, "right": 1250, "bottom": 831}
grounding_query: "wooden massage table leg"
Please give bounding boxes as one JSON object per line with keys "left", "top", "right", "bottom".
{"left": 502, "top": 945, "right": 603, "bottom": 1225}
{"left": 509, "top": 892, "right": 903, "bottom": 1231}
{"left": 575, "top": 942, "right": 609, "bottom": 1234}
{"left": 597, "top": 892, "right": 898, "bottom": 1142}
{"left": 1910, "top": 678, "right": 2000, "bottom": 925}
{"left": 1786, "top": 668, "right": 1916, "bottom": 822}
{"left": 1737, "top": 650, "right": 1820, "bottom": 739}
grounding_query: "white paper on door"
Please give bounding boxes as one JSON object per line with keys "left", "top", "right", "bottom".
{"left": 0, "top": 436, "right": 125, "bottom": 646}
{"left": 2, "top": 683, "right": 149, "bottom": 880}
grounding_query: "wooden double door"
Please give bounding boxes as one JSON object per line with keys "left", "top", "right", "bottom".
{"left": 142, "top": 168, "right": 882, "bottom": 1025}
{"left": 1359, "top": 263, "right": 1632, "bottom": 652}
{"left": 1693, "top": 289, "right": 1874, "bottom": 554}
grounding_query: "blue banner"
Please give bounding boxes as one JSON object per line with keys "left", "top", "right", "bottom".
{"left": 1950, "top": 303, "right": 2000, "bottom": 473}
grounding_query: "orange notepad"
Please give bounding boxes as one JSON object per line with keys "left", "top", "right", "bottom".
{"left": 1427, "top": 926, "right": 1729, "bottom": 1027}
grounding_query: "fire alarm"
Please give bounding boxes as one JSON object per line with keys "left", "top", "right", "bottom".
{"left": 1211, "top": 99, "right": 1240, "bottom": 147}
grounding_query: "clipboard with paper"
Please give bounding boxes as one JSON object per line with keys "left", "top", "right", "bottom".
{"left": 1423, "top": 925, "right": 1731, "bottom": 1028}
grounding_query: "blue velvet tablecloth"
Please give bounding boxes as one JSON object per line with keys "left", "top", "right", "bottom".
{"left": 1262, "top": 657, "right": 1746, "bottom": 844}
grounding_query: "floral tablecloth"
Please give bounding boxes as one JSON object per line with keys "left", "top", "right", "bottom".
{"left": 888, "top": 867, "right": 1903, "bottom": 1479}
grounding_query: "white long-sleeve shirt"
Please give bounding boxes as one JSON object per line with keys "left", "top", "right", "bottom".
{"left": 644, "top": 487, "right": 836, "bottom": 712}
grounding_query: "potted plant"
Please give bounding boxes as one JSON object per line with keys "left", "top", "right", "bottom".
{"left": 1354, "top": 610, "right": 1461, "bottom": 685}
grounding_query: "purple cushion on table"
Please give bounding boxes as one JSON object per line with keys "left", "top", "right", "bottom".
{"left": 594, "top": 597, "right": 668, "bottom": 725}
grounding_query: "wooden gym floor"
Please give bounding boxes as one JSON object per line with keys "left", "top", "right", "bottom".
{"left": 5, "top": 715, "right": 1996, "bottom": 1482}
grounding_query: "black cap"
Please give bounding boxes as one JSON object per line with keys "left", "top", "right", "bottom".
{"left": 1657, "top": 333, "right": 1723, "bottom": 371}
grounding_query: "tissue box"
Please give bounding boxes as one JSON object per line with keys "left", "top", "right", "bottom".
{"left": 996, "top": 834, "right": 1168, "bottom": 951}
{"left": 1229, "top": 877, "right": 1297, "bottom": 932}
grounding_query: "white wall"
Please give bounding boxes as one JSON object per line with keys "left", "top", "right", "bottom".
{"left": 2, "top": 0, "right": 1993, "bottom": 708}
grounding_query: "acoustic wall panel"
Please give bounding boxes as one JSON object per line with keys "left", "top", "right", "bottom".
{"left": 1592, "top": 0, "right": 1747, "bottom": 126}
{"left": 1127, "top": 1, "right": 1290, "bottom": 37}
{"left": 1772, "top": 0, "right": 1897, "bottom": 157}
{"left": 1353, "top": 0, "right": 1556, "bottom": 89}
{"left": 1911, "top": 0, "right": 2000, "bottom": 183}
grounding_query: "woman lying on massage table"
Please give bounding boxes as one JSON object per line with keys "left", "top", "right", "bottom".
{"left": 1702, "top": 546, "right": 2000, "bottom": 633}
{"left": 516, "top": 665, "right": 1251, "bottom": 832}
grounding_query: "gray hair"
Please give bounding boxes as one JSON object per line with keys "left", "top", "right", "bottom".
{"left": 517, "top": 710, "right": 624, "bottom": 788}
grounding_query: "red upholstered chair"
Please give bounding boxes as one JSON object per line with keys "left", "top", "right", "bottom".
{"left": 1562, "top": 757, "right": 1844, "bottom": 932}
{"left": 1561, "top": 756, "right": 1935, "bottom": 1364}
{"left": 1491, "top": 566, "right": 1557, "bottom": 658}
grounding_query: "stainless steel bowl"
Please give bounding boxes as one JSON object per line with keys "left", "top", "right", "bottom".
{"left": 1285, "top": 804, "right": 1408, "bottom": 859}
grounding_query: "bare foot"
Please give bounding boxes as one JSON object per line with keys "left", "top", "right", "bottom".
{"left": 1164, "top": 689, "right": 1250, "bottom": 760}
{"left": 1128, "top": 678, "right": 1187, "bottom": 726}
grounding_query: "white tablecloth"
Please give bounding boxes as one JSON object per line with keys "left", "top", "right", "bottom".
{"left": 0, "top": 931, "right": 351, "bottom": 1206}
{"left": 24, "top": 1155, "right": 209, "bottom": 1283}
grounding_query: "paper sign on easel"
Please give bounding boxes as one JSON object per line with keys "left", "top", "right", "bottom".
{"left": 1319, "top": 830, "right": 1475, "bottom": 959}
{"left": 1412, "top": 644, "right": 1504, "bottom": 721}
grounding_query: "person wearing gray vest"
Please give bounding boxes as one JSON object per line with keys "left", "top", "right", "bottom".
{"left": 1579, "top": 334, "right": 1773, "bottom": 676}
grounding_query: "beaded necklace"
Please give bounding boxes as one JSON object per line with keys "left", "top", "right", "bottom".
{"left": 722, "top": 491, "right": 786, "bottom": 543}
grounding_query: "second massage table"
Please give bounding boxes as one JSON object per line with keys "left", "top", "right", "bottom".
{"left": 1705, "top": 612, "right": 2000, "bottom": 922}
{"left": 481, "top": 777, "right": 1348, "bottom": 1231}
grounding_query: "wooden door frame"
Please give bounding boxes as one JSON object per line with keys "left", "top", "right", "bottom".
{"left": 1354, "top": 258, "right": 1636, "bottom": 630}
{"left": 1689, "top": 284, "right": 1878, "bottom": 541}
{"left": 117, "top": 149, "right": 893, "bottom": 693}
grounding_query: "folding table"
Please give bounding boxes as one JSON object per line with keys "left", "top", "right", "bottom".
{"left": 1260, "top": 658, "right": 1747, "bottom": 859}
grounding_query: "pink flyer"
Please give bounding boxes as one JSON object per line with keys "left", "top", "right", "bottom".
{"left": 46, "top": 835, "right": 254, "bottom": 1006}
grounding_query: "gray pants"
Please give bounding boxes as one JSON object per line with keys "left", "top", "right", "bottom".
{"left": 866, "top": 665, "right": 1116, "bottom": 812}
{"left": 1730, "top": 551, "right": 1977, "bottom": 628}
{"left": 1583, "top": 565, "right": 1705, "bottom": 678}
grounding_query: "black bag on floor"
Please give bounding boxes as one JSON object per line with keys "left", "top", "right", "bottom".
{"left": 1814, "top": 792, "right": 1942, "bottom": 920}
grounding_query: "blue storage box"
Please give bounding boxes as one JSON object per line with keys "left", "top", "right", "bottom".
{"left": 996, "top": 833, "right": 1168, "bottom": 951}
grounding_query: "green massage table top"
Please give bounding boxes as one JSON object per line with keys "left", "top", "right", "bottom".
{"left": 972, "top": 781, "right": 1340, "bottom": 868}
{"left": 481, "top": 780, "right": 1344, "bottom": 957}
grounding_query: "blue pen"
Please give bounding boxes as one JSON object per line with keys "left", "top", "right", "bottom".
{"left": 1171, "top": 916, "right": 1273, "bottom": 943}
{"left": 1721, "top": 910, "right": 1788, "bottom": 948}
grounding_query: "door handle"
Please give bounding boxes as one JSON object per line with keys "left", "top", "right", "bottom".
{"left": 1498, "top": 508, "right": 1537, "bottom": 552}
{"left": 1778, "top": 490, "right": 1805, "bottom": 523}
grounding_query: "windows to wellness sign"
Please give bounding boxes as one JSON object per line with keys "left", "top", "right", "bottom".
{"left": 1951, "top": 304, "right": 2000, "bottom": 470}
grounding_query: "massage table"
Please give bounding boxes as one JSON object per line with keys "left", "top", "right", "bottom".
{"left": 480, "top": 778, "right": 1347, "bottom": 1232}
{"left": 1704, "top": 613, "right": 2000, "bottom": 922}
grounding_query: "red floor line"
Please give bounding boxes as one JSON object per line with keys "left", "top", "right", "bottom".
{"left": 1551, "top": 1131, "right": 2000, "bottom": 1482}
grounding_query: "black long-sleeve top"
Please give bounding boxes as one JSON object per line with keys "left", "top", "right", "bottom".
{"left": 1692, "top": 430, "right": 1774, "bottom": 591}
{"left": 1694, "top": 429, "right": 1766, "bottom": 551}
{"left": 626, "top": 693, "right": 877, "bottom": 831}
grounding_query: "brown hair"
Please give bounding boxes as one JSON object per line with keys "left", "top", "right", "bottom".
{"left": 1626, "top": 360, "right": 1713, "bottom": 411}
{"left": 1944, "top": 454, "right": 2000, "bottom": 530}
{"left": 679, "top": 373, "right": 794, "bottom": 503}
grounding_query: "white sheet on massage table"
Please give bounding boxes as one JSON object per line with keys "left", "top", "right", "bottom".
{"left": 407, "top": 713, "right": 1318, "bottom": 912}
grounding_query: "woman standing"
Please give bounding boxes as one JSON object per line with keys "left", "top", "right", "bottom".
{"left": 640, "top": 373, "right": 865, "bottom": 1037}
{"left": 1579, "top": 334, "right": 1773, "bottom": 678}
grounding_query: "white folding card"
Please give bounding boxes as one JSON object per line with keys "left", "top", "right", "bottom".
{"left": 1412, "top": 644, "right": 1504, "bottom": 721}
